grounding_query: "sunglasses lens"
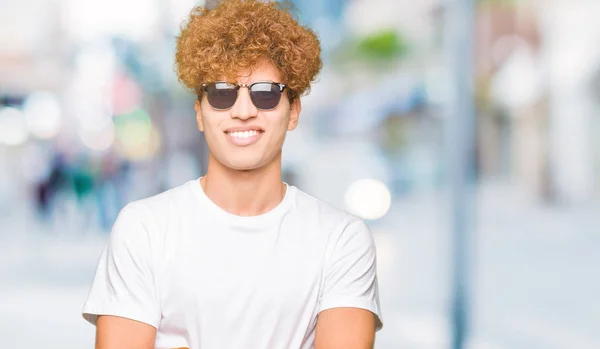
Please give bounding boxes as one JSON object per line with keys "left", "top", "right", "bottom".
{"left": 206, "top": 83, "right": 237, "bottom": 109}
{"left": 250, "top": 83, "right": 282, "bottom": 110}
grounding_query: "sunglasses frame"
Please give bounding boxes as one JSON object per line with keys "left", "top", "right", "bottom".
{"left": 200, "top": 81, "right": 290, "bottom": 111}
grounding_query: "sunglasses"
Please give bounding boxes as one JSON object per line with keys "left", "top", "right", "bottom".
{"left": 200, "top": 81, "right": 290, "bottom": 111}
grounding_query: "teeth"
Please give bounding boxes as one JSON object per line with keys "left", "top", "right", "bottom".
{"left": 229, "top": 130, "right": 259, "bottom": 139}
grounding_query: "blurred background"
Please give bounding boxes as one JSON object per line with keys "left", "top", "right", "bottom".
{"left": 1, "top": 0, "right": 599, "bottom": 348}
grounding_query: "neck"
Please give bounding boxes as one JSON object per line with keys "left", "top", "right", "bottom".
{"left": 200, "top": 153, "right": 286, "bottom": 216}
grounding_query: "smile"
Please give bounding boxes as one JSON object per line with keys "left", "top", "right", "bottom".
{"left": 224, "top": 129, "right": 264, "bottom": 146}
{"left": 227, "top": 130, "right": 261, "bottom": 139}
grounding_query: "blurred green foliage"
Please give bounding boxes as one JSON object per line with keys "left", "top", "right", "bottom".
{"left": 332, "top": 29, "right": 409, "bottom": 69}
{"left": 355, "top": 29, "right": 408, "bottom": 61}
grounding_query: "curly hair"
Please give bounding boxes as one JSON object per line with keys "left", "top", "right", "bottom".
{"left": 175, "top": 0, "right": 322, "bottom": 99}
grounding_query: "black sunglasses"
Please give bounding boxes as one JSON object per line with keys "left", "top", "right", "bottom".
{"left": 200, "top": 81, "right": 290, "bottom": 111}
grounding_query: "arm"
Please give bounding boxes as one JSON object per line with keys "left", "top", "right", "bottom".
{"left": 316, "top": 219, "right": 383, "bottom": 349}
{"left": 96, "top": 315, "right": 156, "bottom": 349}
{"left": 314, "top": 307, "right": 376, "bottom": 349}
{"left": 82, "top": 205, "right": 161, "bottom": 347}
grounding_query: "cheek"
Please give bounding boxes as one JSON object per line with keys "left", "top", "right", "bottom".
{"left": 268, "top": 117, "right": 291, "bottom": 146}
{"left": 272, "top": 109, "right": 291, "bottom": 128}
{"left": 200, "top": 109, "right": 225, "bottom": 136}
{"left": 205, "top": 127, "right": 225, "bottom": 148}
{"left": 265, "top": 116, "right": 289, "bottom": 143}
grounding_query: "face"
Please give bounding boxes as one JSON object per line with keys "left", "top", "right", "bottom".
{"left": 194, "top": 61, "right": 301, "bottom": 172}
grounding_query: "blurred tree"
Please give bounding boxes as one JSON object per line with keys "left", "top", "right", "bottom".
{"left": 331, "top": 29, "right": 409, "bottom": 70}
{"left": 355, "top": 30, "right": 408, "bottom": 61}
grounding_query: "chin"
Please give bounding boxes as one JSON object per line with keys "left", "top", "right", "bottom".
{"left": 227, "top": 163, "right": 263, "bottom": 171}
{"left": 223, "top": 158, "right": 266, "bottom": 172}
{"left": 210, "top": 150, "right": 280, "bottom": 172}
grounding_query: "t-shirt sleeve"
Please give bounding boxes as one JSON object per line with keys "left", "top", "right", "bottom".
{"left": 82, "top": 204, "right": 161, "bottom": 328}
{"left": 318, "top": 219, "right": 383, "bottom": 331}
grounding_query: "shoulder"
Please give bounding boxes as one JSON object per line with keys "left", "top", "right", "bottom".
{"left": 116, "top": 180, "right": 198, "bottom": 237}
{"left": 126, "top": 180, "right": 193, "bottom": 214}
{"left": 291, "top": 186, "right": 367, "bottom": 238}
{"left": 291, "top": 193, "right": 377, "bottom": 279}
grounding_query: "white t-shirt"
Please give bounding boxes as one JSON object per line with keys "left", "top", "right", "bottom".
{"left": 83, "top": 177, "right": 382, "bottom": 349}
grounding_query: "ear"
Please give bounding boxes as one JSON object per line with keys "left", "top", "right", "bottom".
{"left": 287, "top": 97, "right": 301, "bottom": 131}
{"left": 194, "top": 99, "right": 204, "bottom": 132}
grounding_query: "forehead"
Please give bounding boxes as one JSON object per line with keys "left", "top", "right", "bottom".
{"left": 234, "top": 60, "right": 282, "bottom": 84}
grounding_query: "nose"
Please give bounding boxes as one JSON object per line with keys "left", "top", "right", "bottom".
{"left": 230, "top": 86, "right": 258, "bottom": 120}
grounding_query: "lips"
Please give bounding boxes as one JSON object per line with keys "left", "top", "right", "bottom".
{"left": 224, "top": 127, "right": 264, "bottom": 146}
{"left": 224, "top": 126, "right": 264, "bottom": 133}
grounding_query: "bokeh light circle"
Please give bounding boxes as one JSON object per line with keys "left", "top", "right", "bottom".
{"left": 22, "top": 92, "right": 63, "bottom": 139}
{"left": 0, "top": 107, "right": 29, "bottom": 146}
{"left": 344, "top": 178, "right": 392, "bottom": 220}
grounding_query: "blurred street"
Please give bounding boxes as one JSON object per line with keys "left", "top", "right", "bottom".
{"left": 2, "top": 181, "right": 598, "bottom": 349}
{"left": 2, "top": 0, "right": 600, "bottom": 347}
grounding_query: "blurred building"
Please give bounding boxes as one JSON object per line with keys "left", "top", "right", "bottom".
{"left": 473, "top": 0, "right": 600, "bottom": 203}
{"left": 1, "top": 1, "right": 600, "bottom": 348}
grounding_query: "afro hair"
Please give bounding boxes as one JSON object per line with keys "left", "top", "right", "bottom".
{"left": 175, "top": 0, "right": 323, "bottom": 98}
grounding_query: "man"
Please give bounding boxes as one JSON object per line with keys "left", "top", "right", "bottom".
{"left": 82, "top": 1, "right": 383, "bottom": 348}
